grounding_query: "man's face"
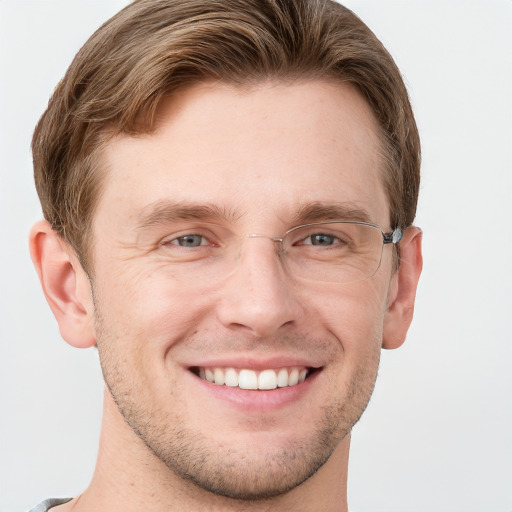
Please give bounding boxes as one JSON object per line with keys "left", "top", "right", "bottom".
{"left": 89, "top": 80, "right": 393, "bottom": 499}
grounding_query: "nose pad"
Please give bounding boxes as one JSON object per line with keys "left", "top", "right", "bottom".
{"left": 233, "top": 234, "right": 283, "bottom": 266}
{"left": 216, "top": 236, "right": 299, "bottom": 338}
{"left": 243, "top": 234, "right": 284, "bottom": 261}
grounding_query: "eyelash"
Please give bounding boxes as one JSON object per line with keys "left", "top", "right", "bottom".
{"left": 165, "top": 234, "right": 206, "bottom": 247}
{"left": 160, "top": 232, "right": 217, "bottom": 249}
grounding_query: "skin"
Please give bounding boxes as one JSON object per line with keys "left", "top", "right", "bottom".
{"left": 30, "top": 80, "right": 422, "bottom": 511}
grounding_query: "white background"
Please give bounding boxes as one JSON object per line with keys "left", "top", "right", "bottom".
{"left": 1, "top": 1, "right": 511, "bottom": 511}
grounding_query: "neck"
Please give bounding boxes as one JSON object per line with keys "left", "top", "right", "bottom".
{"left": 71, "top": 388, "right": 349, "bottom": 512}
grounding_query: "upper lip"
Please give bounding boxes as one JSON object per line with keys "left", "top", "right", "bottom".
{"left": 184, "top": 355, "right": 324, "bottom": 371}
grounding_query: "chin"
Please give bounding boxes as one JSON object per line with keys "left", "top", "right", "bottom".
{"left": 156, "top": 428, "right": 340, "bottom": 501}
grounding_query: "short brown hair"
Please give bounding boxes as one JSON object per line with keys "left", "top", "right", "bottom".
{"left": 32, "top": 0, "right": 420, "bottom": 271}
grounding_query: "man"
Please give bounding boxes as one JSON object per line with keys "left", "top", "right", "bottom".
{"left": 28, "top": 0, "right": 422, "bottom": 510}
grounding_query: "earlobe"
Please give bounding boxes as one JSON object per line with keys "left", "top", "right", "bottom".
{"left": 382, "top": 227, "right": 423, "bottom": 350}
{"left": 29, "top": 220, "right": 96, "bottom": 348}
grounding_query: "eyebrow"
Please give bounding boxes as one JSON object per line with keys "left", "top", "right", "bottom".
{"left": 292, "top": 201, "right": 373, "bottom": 224}
{"left": 136, "top": 200, "right": 243, "bottom": 230}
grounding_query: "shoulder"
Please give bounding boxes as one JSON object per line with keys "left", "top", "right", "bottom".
{"left": 27, "top": 498, "right": 72, "bottom": 512}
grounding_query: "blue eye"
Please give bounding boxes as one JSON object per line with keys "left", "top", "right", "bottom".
{"left": 170, "top": 235, "right": 206, "bottom": 247}
{"left": 307, "top": 234, "right": 337, "bottom": 246}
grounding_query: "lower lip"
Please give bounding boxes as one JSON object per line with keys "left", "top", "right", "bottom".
{"left": 187, "top": 370, "right": 321, "bottom": 413}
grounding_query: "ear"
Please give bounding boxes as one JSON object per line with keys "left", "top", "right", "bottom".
{"left": 29, "top": 220, "right": 96, "bottom": 348}
{"left": 382, "top": 227, "right": 423, "bottom": 349}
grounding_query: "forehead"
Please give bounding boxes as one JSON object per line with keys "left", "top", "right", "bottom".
{"left": 97, "top": 80, "right": 389, "bottom": 232}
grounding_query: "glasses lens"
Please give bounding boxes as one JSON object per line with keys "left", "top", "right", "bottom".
{"left": 283, "top": 222, "right": 384, "bottom": 284}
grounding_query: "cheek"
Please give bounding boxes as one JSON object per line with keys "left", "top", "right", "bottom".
{"left": 311, "top": 280, "right": 388, "bottom": 353}
{"left": 93, "top": 264, "right": 214, "bottom": 362}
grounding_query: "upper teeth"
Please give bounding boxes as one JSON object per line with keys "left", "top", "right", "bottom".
{"left": 197, "top": 367, "right": 309, "bottom": 390}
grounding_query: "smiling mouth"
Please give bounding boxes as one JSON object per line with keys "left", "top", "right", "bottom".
{"left": 190, "top": 366, "right": 319, "bottom": 390}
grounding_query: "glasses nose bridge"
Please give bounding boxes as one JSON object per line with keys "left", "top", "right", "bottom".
{"left": 247, "top": 233, "right": 284, "bottom": 244}
{"left": 237, "top": 233, "right": 286, "bottom": 262}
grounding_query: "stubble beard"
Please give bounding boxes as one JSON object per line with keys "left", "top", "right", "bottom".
{"left": 94, "top": 308, "right": 381, "bottom": 501}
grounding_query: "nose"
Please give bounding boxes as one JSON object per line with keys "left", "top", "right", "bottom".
{"left": 216, "top": 237, "right": 302, "bottom": 338}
